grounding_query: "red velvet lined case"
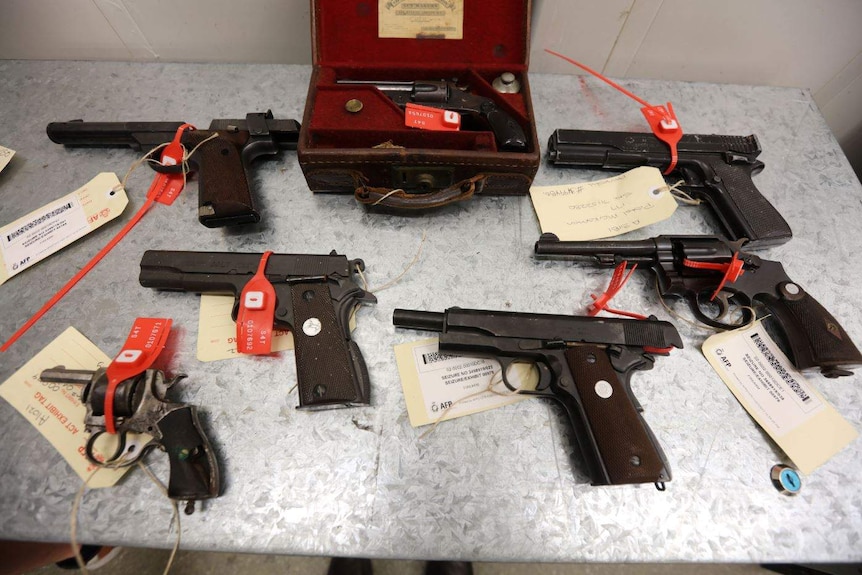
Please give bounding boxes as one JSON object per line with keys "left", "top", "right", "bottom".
{"left": 297, "top": 0, "right": 540, "bottom": 209}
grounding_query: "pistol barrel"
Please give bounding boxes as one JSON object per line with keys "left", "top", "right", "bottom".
{"left": 393, "top": 309, "right": 445, "bottom": 332}
{"left": 40, "top": 368, "right": 96, "bottom": 385}
{"left": 46, "top": 121, "right": 185, "bottom": 149}
{"left": 534, "top": 233, "right": 659, "bottom": 263}
{"left": 336, "top": 79, "right": 414, "bottom": 91}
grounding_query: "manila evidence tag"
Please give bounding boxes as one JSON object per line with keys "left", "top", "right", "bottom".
{"left": 395, "top": 338, "right": 537, "bottom": 428}
{"left": 0, "top": 173, "right": 128, "bottom": 285}
{"left": 702, "top": 321, "right": 857, "bottom": 474}
{"left": 529, "top": 166, "right": 677, "bottom": 240}
{"left": 0, "top": 328, "right": 132, "bottom": 487}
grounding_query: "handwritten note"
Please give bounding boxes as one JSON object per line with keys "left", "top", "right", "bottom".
{"left": 529, "top": 167, "right": 677, "bottom": 240}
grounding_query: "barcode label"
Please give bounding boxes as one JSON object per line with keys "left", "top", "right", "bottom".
{"left": 6, "top": 202, "right": 74, "bottom": 242}
{"left": 0, "top": 173, "right": 128, "bottom": 284}
{"left": 704, "top": 322, "right": 823, "bottom": 436}
{"left": 422, "top": 351, "right": 456, "bottom": 365}
{"left": 703, "top": 321, "right": 856, "bottom": 474}
{"left": 750, "top": 333, "right": 810, "bottom": 403}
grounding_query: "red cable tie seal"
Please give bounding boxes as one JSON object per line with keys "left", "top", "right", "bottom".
{"left": 641, "top": 103, "right": 682, "bottom": 174}
{"left": 589, "top": 261, "right": 676, "bottom": 354}
{"left": 103, "top": 318, "right": 172, "bottom": 435}
{"left": 587, "top": 261, "right": 641, "bottom": 317}
{"left": 405, "top": 103, "right": 461, "bottom": 131}
{"left": 544, "top": 48, "right": 683, "bottom": 175}
{"left": 148, "top": 123, "right": 194, "bottom": 205}
{"left": 683, "top": 252, "right": 746, "bottom": 300}
{"left": 235, "top": 251, "right": 277, "bottom": 355}
{"left": 0, "top": 125, "right": 194, "bottom": 352}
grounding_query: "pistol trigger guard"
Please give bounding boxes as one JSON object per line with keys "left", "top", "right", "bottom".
{"left": 241, "top": 137, "right": 279, "bottom": 167}
{"left": 497, "top": 357, "right": 517, "bottom": 391}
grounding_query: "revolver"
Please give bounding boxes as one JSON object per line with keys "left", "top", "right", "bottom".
{"left": 547, "top": 129, "right": 792, "bottom": 248}
{"left": 535, "top": 233, "right": 862, "bottom": 378}
{"left": 139, "top": 250, "right": 376, "bottom": 408}
{"left": 40, "top": 367, "right": 219, "bottom": 510}
{"left": 336, "top": 79, "right": 528, "bottom": 151}
{"left": 393, "top": 307, "right": 683, "bottom": 488}
{"left": 46, "top": 111, "right": 300, "bottom": 228}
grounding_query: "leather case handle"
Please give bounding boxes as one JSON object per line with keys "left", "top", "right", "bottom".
{"left": 354, "top": 175, "right": 485, "bottom": 209}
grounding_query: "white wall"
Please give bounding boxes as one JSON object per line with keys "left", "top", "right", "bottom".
{"left": 0, "top": 0, "right": 860, "bottom": 177}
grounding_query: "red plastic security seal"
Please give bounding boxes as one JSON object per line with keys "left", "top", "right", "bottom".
{"left": 148, "top": 124, "right": 193, "bottom": 205}
{"left": 683, "top": 253, "right": 745, "bottom": 300}
{"left": 587, "top": 260, "right": 642, "bottom": 319}
{"left": 104, "top": 318, "right": 172, "bottom": 434}
{"left": 405, "top": 103, "right": 461, "bottom": 131}
{"left": 235, "top": 251, "right": 277, "bottom": 355}
{"left": 544, "top": 49, "right": 683, "bottom": 173}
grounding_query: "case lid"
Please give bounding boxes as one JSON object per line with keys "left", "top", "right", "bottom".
{"left": 312, "top": 0, "right": 531, "bottom": 69}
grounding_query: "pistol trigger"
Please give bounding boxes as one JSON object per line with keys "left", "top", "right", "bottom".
{"left": 230, "top": 298, "right": 241, "bottom": 323}
{"left": 713, "top": 292, "right": 732, "bottom": 321}
{"left": 535, "top": 362, "right": 553, "bottom": 393}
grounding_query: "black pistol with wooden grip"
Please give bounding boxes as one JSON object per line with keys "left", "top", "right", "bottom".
{"left": 47, "top": 111, "right": 300, "bottom": 228}
{"left": 535, "top": 233, "right": 862, "bottom": 378}
{"left": 139, "top": 250, "right": 376, "bottom": 408}
{"left": 393, "top": 307, "right": 683, "bottom": 489}
{"left": 547, "top": 129, "right": 792, "bottom": 248}
{"left": 40, "top": 366, "right": 219, "bottom": 511}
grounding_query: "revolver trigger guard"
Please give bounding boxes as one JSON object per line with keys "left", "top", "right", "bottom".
{"left": 689, "top": 291, "right": 747, "bottom": 330}
{"left": 165, "top": 374, "right": 188, "bottom": 389}
{"left": 85, "top": 430, "right": 125, "bottom": 466}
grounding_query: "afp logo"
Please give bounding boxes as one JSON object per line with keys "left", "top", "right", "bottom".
{"left": 11, "top": 256, "right": 30, "bottom": 271}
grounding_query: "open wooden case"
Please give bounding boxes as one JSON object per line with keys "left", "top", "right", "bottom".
{"left": 297, "top": 0, "right": 540, "bottom": 209}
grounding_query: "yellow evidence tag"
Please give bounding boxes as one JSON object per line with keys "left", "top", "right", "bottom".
{"left": 702, "top": 321, "right": 857, "bottom": 474}
{"left": 529, "top": 166, "right": 677, "bottom": 241}
{"left": 0, "top": 327, "right": 133, "bottom": 487}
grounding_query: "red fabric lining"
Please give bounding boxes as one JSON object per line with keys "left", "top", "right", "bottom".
{"left": 307, "top": 1, "right": 533, "bottom": 153}
{"left": 308, "top": 66, "right": 531, "bottom": 152}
